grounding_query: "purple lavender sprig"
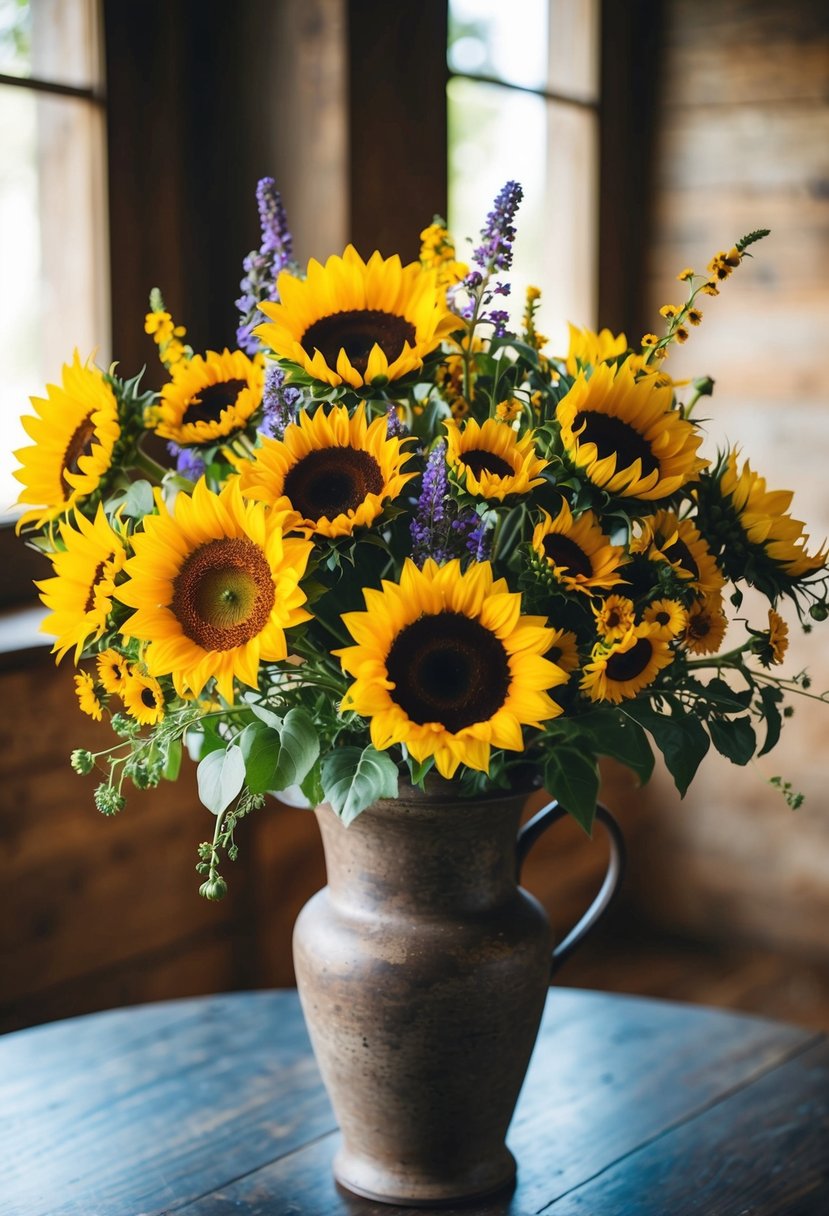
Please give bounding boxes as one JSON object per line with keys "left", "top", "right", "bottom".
{"left": 167, "top": 442, "right": 206, "bottom": 482}
{"left": 410, "top": 441, "right": 492, "bottom": 566}
{"left": 450, "top": 181, "right": 524, "bottom": 339}
{"left": 261, "top": 364, "right": 302, "bottom": 439}
{"left": 236, "top": 178, "right": 294, "bottom": 355}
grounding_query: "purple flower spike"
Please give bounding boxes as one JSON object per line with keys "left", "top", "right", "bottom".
{"left": 411, "top": 441, "right": 492, "bottom": 567}
{"left": 470, "top": 180, "right": 523, "bottom": 276}
{"left": 236, "top": 178, "right": 295, "bottom": 355}
{"left": 261, "top": 364, "right": 302, "bottom": 439}
{"left": 167, "top": 442, "right": 206, "bottom": 482}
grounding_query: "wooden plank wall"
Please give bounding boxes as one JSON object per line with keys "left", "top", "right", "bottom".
{"left": 630, "top": 0, "right": 829, "bottom": 959}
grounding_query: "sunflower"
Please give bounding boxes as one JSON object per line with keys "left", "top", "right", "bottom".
{"left": 647, "top": 510, "right": 725, "bottom": 599}
{"left": 97, "top": 648, "right": 130, "bottom": 695}
{"left": 581, "top": 624, "right": 674, "bottom": 704}
{"left": 767, "top": 609, "right": 789, "bottom": 665}
{"left": 122, "top": 669, "right": 166, "bottom": 726}
{"left": 36, "top": 504, "right": 126, "bottom": 664}
{"left": 254, "top": 245, "right": 459, "bottom": 389}
{"left": 117, "top": 479, "right": 313, "bottom": 701}
{"left": 445, "top": 417, "right": 548, "bottom": 501}
{"left": 237, "top": 403, "right": 415, "bottom": 538}
{"left": 152, "top": 349, "right": 264, "bottom": 447}
{"left": 556, "top": 362, "right": 706, "bottom": 500}
{"left": 593, "top": 595, "right": 636, "bottom": 642}
{"left": 696, "top": 451, "right": 828, "bottom": 599}
{"left": 335, "top": 558, "right": 566, "bottom": 778}
{"left": 547, "top": 627, "right": 580, "bottom": 676}
{"left": 642, "top": 598, "right": 688, "bottom": 639}
{"left": 532, "top": 500, "right": 627, "bottom": 594}
{"left": 14, "top": 352, "right": 120, "bottom": 529}
{"left": 564, "top": 324, "right": 628, "bottom": 375}
{"left": 683, "top": 596, "right": 728, "bottom": 655}
{"left": 74, "top": 670, "right": 104, "bottom": 721}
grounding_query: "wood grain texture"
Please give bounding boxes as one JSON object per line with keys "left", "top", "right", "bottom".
{"left": 0, "top": 989, "right": 821, "bottom": 1216}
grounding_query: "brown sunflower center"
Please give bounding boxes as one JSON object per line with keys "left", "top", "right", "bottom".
{"left": 605, "top": 638, "right": 653, "bottom": 681}
{"left": 573, "top": 411, "right": 660, "bottom": 481}
{"left": 61, "top": 414, "right": 97, "bottom": 496}
{"left": 460, "top": 448, "right": 514, "bottom": 480}
{"left": 688, "top": 612, "right": 712, "bottom": 640}
{"left": 385, "top": 611, "right": 510, "bottom": 733}
{"left": 141, "top": 687, "right": 158, "bottom": 708}
{"left": 84, "top": 561, "right": 108, "bottom": 612}
{"left": 661, "top": 536, "right": 700, "bottom": 580}
{"left": 302, "top": 310, "right": 416, "bottom": 377}
{"left": 184, "top": 379, "right": 248, "bottom": 425}
{"left": 542, "top": 535, "right": 593, "bottom": 578}
{"left": 654, "top": 610, "right": 670, "bottom": 626}
{"left": 171, "top": 537, "right": 275, "bottom": 651}
{"left": 283, "top": 448, "right": 384, "bottom": 522}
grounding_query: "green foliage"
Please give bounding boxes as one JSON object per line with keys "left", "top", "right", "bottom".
{"left": 543, "top": 747, "right": 599, "bottom": 833}
{"left": 321, "top": 745, "right": 399, "bottom": 825}
{"left": 197, "top": 744, "right": 246, "bottom": 815}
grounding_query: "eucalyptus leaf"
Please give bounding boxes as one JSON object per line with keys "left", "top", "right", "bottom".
{"left": 121, "top": 479, "right": 155, "bottom": 519}
{"left": 321, "top": 745, "right": 399, "bottom": 826}
{"left": 162, "top": 737, "right": 183, "bottom": 782}
{"left": 239, "top": 722, "right": 283, "bottom": 794}
{"left": 197, "top": 744, "right": 246, "bottom": 815}
{"left": 272, "top": 708, "right": 321, "bottom": 790}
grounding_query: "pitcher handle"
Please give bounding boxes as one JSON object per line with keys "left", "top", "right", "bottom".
{"left": 516, "top": 799, "right": 626, "bottom": 978}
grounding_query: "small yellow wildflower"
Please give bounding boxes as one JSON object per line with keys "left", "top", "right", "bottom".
{"left": 593, "top": 595, "right": 636, "bottom": 643}
{"left": 677, "top": 267, "right": 695, "bottom": 282}
{"left": 687, "top": 307, "right": 703, "bottom": 326}
{"left": 451, "top": 397, "right": 470, "bottom": 420}
{"left": 74, "top": 670, "right": 103, "bottom": 721}
{"left": 530, "top": 390, "right": 544, "bottom": 414}
{"left": 675, "top": 326, "right": 690, "bottom": 344}
{"left": 641, "top": 333, "right": 659, "bottom": 348}
{"left": 419, "top": 221, "right": 468, "bottom": 291}
{"left": 146, "top": 292, "right": 192, "bottom": 372}
{"left": 495, "top": 398, "right": 522, "bottom": 424}
{"left": 659, "top": 305, "right": 680, "bottom": 320}
{"left": 700, "top": 280, "right": 720, "bottom": 296}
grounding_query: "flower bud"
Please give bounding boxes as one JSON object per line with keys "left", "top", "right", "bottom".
{"left": 199, "top": 876, "right": 228, "bottom": 901}
{"left": 70, "top": 749, "right": 95, "bottom": 775}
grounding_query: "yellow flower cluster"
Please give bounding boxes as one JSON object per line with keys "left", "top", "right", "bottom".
{"left": 145, "top": 306, "right": 190, "bottom": 371}
{"left": 419, "top": 222, "right": 468, "bottom": 292}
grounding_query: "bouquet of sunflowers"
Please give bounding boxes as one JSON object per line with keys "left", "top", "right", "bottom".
{"left": 14, "top": 178, "right": 829, "bottom": 898}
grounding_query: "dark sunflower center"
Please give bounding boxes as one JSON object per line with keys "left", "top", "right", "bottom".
{"left": 661, "top": 536, "right": 700, "bottom": 580}
{"left": 655, "top": 610, "right": 670, "bottom": 626}
{"left": 688, "top": 613, "right": 711, "bottom": 639}
{"left": 542, "top": 534, "right": 593, "bottom": 578}
{"left": 302, "top": 310, "right": 416, "bottom": 376}
{"left": 84, "top": 560, "right": 108, "bottom": 612}
{"left": 283, "top": 448, "right": 384, "bottom": 521}
{"left": 141, "top": 687, "right": 158, "bottom": 708}
{"left": 171, "top": 537, "right": 275, "bottom": 651}
{"left": 385, "top": 611, "right": 510, "bottom": 733}
{"left": 605, "top": 638, "right": 653, "bottom": 682}
{"left": 460, "top": 448, "right": 514, "bottom": 480}
{"left": 184, "top": 379, "right": 247, "bottom": 426}
{"left": 61, "top": 414, "right": 97, "bottom": 496}
{"left": 573, "top": 411, "right": 660, "bottom": 480}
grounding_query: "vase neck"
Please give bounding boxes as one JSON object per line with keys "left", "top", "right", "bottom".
{"left": 314, "top": 788, "right": 531, "bottom": 916}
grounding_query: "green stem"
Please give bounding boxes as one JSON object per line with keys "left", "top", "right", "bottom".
{"left": 132, "top": 446, "right": 170, "bottom": 483}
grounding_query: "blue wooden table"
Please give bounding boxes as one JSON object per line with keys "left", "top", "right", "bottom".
{"left": 1, "top": 988, "right": 826, "bottom": 1214}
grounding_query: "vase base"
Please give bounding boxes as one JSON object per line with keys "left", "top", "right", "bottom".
{"left": 333, "top": 1145, "right": 517, "bottom": 1208}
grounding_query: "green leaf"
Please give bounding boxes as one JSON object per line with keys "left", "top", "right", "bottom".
{"left": 185, "top": 718, "right": 227, "bottom": 761}
{"left": 321, "top": 745, "right": 399, "bottom": 826}
{"left": 572, "top": 709, "right": 655, "bottom": 786}
{"left": 696, "top": 677, "right": 753, "bottom": 713}
{"left": 197, "top": 744, "right": 246, "bottom": 815}
{"left": 239, "top": 722, "right": 283, "bottom": 794}
{"left": 246, "top": 700, "right": 283, "bottom": 731}
{"left": 543, "top": 747, "right": 600, "bottom": 834}
{"left": 272, "top": 708, "right": 321, "bottom": 789}
{"left": 300, "top": 761, "right": 325, "bottom": 808}
{"left": 757, "top": 684, "right": 783, "bottom": 758}
{"left": 624, "top": 700, "right": 710, "bottom": 798}
{"left": 121, "top": 479, "right": 155, "bottom": 519}
{"left": 708, "top": 715, "right": 756, "bottom": 765}
{"left": 162, "top": 737, "right": 182, "bottom": 781}
{"left": 406, "top": 752, "right": 436, "bottom": 789}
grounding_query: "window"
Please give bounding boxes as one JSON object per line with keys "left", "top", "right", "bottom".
{"left": 0, "top": 0, "right": 108, "bottom": 521}
{"left": 447, "top": 0, "right": 600, "bottom": 349}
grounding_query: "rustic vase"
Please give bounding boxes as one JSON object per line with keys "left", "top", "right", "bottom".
{"left": 292, "top": 778, "right": 624, "bottom": 1207}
